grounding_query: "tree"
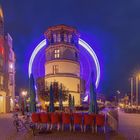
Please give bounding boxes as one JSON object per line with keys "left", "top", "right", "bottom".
{"left": 37, "top": 79, "right": 68, "bottom": 103}
{"left": 72, "top": 96, "right": 75, "bottom": 109}
{"left": 29, "top": 74, "right": 36, "bottom": 112}
{"left": 68, "top": 94, "right": 72, "bottom": 109}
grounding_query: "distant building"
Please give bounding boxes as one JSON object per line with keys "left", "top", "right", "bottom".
{"left": 0, "top": 6, "right": 15, "bottom": 113}
{"left": 37, "top": 25, "right": 85, "bottom": 107}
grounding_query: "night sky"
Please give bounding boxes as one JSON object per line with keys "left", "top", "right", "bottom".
{"left": 1, "top": 0, "right": 140, "bottom": 97}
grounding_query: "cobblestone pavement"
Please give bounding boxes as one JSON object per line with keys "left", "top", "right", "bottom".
{"left": 0, "top": 113, "right": 125, "bottom": 140}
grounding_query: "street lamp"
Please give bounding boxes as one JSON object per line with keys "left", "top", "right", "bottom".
{"left": 117, "top": 90, "right": 120, "bottom": 105}
{"left": 136, "top": 73, "right": 140, "bottom": 106}
{"left": 21, "top": 90, "right": 27, "bottom": 115}
{"left": 130, "top": 77, "right": 134, "bottom": 105}
{"left": 22, "top": 91, "right": 27, "bottom": 97}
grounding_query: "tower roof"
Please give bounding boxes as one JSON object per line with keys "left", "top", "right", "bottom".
{"left": 45, "top": 24, "right": 79, "bottom": 37}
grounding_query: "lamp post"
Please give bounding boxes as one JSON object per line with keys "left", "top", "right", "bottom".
{"left": 21, "top": 90, "right": 27, "bottom": 115}
{"left": 136, "top": 76, "right": 139, "bottom": 106}
{"left": 136, "top": 74, "right": 140, "bottom": 106}
{"left": 130, "top": 77, "right": 134, "bottom": 105}
{"left": 117, "top": 90, "right": 120, "bottom": 105}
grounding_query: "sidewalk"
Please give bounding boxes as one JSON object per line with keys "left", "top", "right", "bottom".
{"left": 0, "top": 113, "right": 125, "bottom": 140}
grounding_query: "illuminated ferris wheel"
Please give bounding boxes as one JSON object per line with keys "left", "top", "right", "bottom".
{"left": 28, "top": 27, "right": 101, "bottom": 100}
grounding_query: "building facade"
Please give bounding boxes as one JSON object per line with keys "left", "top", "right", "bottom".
{"left": 0, "top": 6, "right": 15, "bottom": 113}
{"left": 37, "top": 25, "right": 85, "bottom": 107}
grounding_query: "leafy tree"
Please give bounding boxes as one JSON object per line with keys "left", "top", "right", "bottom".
{"left": 37, "top": 79, "right": 68, "bottom": 103}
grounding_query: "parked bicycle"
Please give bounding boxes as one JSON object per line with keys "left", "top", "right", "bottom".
{"left": 13, "top": 113, "right": 34, "bottom": 132}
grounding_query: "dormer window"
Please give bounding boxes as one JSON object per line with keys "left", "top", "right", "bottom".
{"left": 54, "top": 49, "right": 60, "bottom": 58}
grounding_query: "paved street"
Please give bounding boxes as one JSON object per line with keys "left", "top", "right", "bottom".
{"left": 0, "top": 113, "right": 126, "bottom": 140}
{"left": 118, "top": 110, "right": 140, "bottom": 140}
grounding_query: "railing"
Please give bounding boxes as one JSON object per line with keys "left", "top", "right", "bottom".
{"left": 107, "top": 109, "right": 118, "bottom": 132}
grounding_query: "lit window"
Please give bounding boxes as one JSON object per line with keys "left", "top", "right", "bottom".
{"left": 53, "top": 65, "right": 59, "bottom": 74}
{"left": 0, "top": 75, "right": 3, "bottom": 85}
{"left": 9, "top": 63, "right": 13, "bottom": 73}
{"left": 54, "top": 49, "right": 60, "bottom": 58}
{"left": 9, "top": 63, "right": 13, "bottom": 69}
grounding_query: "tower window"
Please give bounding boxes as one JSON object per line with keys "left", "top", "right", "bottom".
{"left": 64, "top": 33, "right": 67, "bottom": 42}
{"left": 57, "top": 34, "right": 61, "bottom": 42}
{"left": 53, "top": 34, "right": 57, "bottom": 42}
{"left": 68, "top": 35, "right": 72, "bottom": 43}
{"left": 54, "top": 49, "right": 60, "bottom": 58}
{"left": 53, "top": 65, "right": 59, "bottom": 74}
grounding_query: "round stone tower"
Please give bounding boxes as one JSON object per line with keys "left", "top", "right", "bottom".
{"left": 44, "top": 25, "right": 81, "bottom": 106}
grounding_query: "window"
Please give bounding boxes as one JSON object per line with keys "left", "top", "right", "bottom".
{"left": 9, "top": 63, "right": 13, "bottom": 72}
{"left": 68, "top": 35, "right": 72, "bottom": 43}
{"left": 57, "top": 33, "right": 61, "bottom": 42}
{"left": 0, "top": 75, "right": 3, "bottom": 85}
{"left": 53, "top": 34, "right": 57, "bottom": 42}
{"left": 64, "top": 33, "right": 67, "bottom": 42}
{"left": 9, "top": 74, "right": 13, "bottom": 85}
{"left": 9, "top": 51, "right": 12, "bottom": 60}
{"left": 53, "top": 65, "right": 59, "bottom": 74}
{"left": 54, "top": 49, "right": 60, "bottom": 58}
